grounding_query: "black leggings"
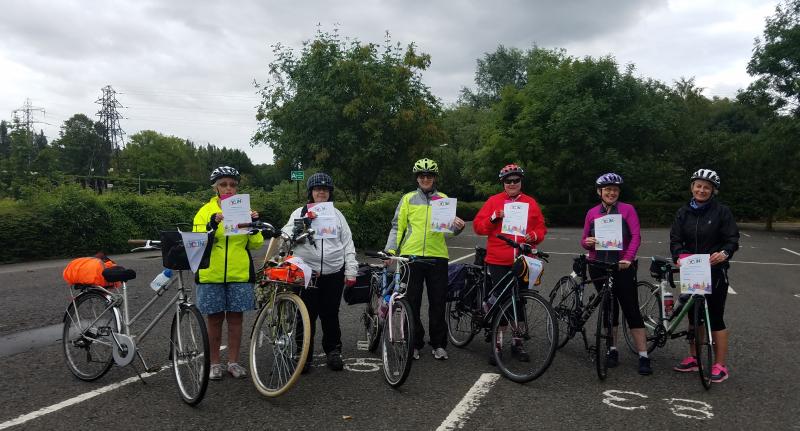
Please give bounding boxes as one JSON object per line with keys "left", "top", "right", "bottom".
{"left": 588, "top": 262, "right": 644, "bottom": 329}
{"left": 298, "top": 269, "right": 345, "bottom": 357}
{"left": 687, "top": 268, "right": 729, "bottom": 332}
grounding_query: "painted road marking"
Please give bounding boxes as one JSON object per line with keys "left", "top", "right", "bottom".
{"left": 794, "top": 294, "right": 800, "bottom": 299}
{"left": 450, "top": 253, "right": 476, "bottom": 263}
{"left": 781, "top": 248, "right": 800, "bottom": 257}
{"left": 437, "top": 373, "right": 500, "bottom": 431}
{"left": 728, "top": 286, "right": 737, "bottom": 295}
{"left": 741, "top": 233, "right": 751, "bottom": 238}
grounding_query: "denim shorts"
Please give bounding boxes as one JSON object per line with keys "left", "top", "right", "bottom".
{"left": 196, "top": 283, "right": 255, "bottom": 315}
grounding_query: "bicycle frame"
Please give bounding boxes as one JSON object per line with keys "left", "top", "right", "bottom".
{"left": 385, "top": 257, "right": 410, "bottom": 343}
{"left": 648, "top": 280, "right": 714, "bottom": 346}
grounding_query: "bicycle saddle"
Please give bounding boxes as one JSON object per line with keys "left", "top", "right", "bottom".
{"left": 102, "top": 266, "right": 137, "bottom": 282}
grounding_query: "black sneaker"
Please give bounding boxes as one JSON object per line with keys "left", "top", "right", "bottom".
{"left": 638, "top": 356, "right": 653, "bottom": 376}
{"left": 605, "top": 349, "right": 619, "bottom": 368}
{"left": 327, "top": 351, "right": 344, "bottom": 371}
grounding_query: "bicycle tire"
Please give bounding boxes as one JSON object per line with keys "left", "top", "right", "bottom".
{"left": 170, "top": 304, "right": 210, "bottom": 405}
{"left": 622, "top": 281, "right": 660, "bottom": 354}
{"left": 249, "top": 292, "right": 311, "bottom": 397}
{"left": 364, "top": 274, "right": 383, "bottom": 352}
{"left": 548, "top": 276, "right": 578, "bottom": 349}
{"left": 381, "top": 297, "right": 415, "bottom": 387}
{"left": 446, "top": 296, "right": 477, "bottom": 348}
{"left": 491, "top": 290, "right": 558, "bottom": 383}
{"left": 595, "top": 288, "right": 613, "bottom": 380}
{"left": 694, "top": 297, "right": 714, "bottom": 390}
{"left": 62, "top": 291, "right": 121, "bottom": 381}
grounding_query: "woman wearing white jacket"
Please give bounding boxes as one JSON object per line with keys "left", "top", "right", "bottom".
{"left": 281, "top": 172, "right": 358, "bottom": 372}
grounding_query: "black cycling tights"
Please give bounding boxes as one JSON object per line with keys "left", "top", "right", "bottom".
{"left": 588, "top": 263, "right": 645, "bottom": 329}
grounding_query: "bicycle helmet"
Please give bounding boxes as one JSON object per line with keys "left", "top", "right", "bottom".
{"left": 690, "top": 169, "right": 720, "bottom": 188}
{"left": 498, "top": 164, "right": 524, "bottom": 180}
{"left": 412, "top": 158, "right": 439, "bottom": 175}
{"left": 595, "top": 173, "right": 623, "bottom": 188}
{"left": 209, "top": 166, "right": 240, "bottom": 184}
{"left": 307, "top": 172, "right": 334, "bottom": 191}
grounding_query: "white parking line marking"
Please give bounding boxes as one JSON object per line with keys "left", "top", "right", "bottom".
{"left": 781, "top": 248, "right": 800, "bottom": 257}
{"left": 794, "top": 294, "right": 800, "bottom": 299}
{"left": 728, "top": 286, "right": 737, "bottom": 294}
{"left": 437, "top": 373, "right": 500, "bottom": 431}
{"left": 450, "top": 253, "right": 476, "bottom": 264}
{"left": 741, "top": 233, "right": 751, "bottom": 238}
{"left": 448, "top": 246, "right": 476, "bottom": 250}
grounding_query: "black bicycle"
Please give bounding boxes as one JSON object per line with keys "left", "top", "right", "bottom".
{"left": 446, "top": 235, "right": 558, "bottom": 383}
{"left": 547, "top": 254, "right": 621, "bottom": 380}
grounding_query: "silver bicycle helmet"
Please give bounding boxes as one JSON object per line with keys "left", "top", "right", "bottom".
{"left": 690, "top": 169, "right": 720, "bottom": 188}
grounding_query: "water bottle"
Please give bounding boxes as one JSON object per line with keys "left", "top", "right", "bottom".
{"left": 150, "top": 269, "right": 173, "bottom": 291}
{"left": 663, "top": 289, "right": 674, "bottom": 317}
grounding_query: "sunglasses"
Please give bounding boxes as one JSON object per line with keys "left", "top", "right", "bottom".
{"left": 503, "top": 178, "right": 522, "bottom": 184}
{"left": 418, "top": 174, "right": 436, "bottom": 180}
{"left": 217, "top": 181, "right": 238, "bottom": 188}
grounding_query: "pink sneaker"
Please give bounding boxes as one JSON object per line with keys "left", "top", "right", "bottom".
{"left": 711, "top": 363, "right": 729, "bottom": 383}
{"left": 673, "top": 356, "right": 699, "bottom": 372}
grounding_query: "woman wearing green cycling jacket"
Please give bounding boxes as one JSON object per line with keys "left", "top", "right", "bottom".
{"left": 670, "top": 169, "right": 739, "bottom": 383}
{"left": 385, "top": 158, "right": 466, "bottom": 361}
{"left": 193, "top": 166, "right": 264, "bottom": 381}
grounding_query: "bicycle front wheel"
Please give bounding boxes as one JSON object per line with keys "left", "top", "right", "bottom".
{"left": 62, "top": 291, "right": 121, "bottom": 381}
{"left": 249, "top": 292, "right": 311, "bottom": 397}
{"left": 548, "top": 276, "right": 578, "bottom": 349}
{"left": 382, "top": 297, "right": 415, "bottom": 387}
{"left": 491, "top": 290, "right": 557, "bottom": 383}
{"left": 622, "top": 281, "right": 660, "bottom": 354}
{"left": 446, "top": 297, "right": 476, "bottom": 348}
{"left": 170, "top": 304, "right": 210, "bottom": 405}
{"left": 595, "top": 289, "right": 613, "bottom": 380}
{"left": 693, "top": 297, "right": 714, "bottom": 390}
{"left": 364, "top": 275, "right": 383, "bottom": 352}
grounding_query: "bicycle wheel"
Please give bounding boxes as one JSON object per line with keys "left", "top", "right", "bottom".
{"left": 693, "top": 297, "right": 714, "bottom": 390}
{"left": 491, "top": 290, "right": 557, "bottom": 383}
{"left": 381, "top": 297, "right": 415, "bottom": 387}
{"left": 249, "top": 292, "right": 311, "bottom": 397}
{"left": 446, "top": 296, "right": 477, "bottom": 348}
{"left": 548, "top": 276, "right": 578, "bottom": 349}
{"left": 170, "top": 304, "right": 210, "bottom": 405}
{"left": 622, "top": 281, "right": 660, "bottom": 354}
{"left": 364, "top": 275, "right": 383, "bottom": 352}
{"left": 62, "top": 291, "right": 121, "bottom": 381}
{"left": 595, "top": 288, "right": 613, "bottom": 380}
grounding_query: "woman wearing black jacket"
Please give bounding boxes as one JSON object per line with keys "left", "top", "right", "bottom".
{"left": 669, "top": 169, "right": 739, "bottom": 383}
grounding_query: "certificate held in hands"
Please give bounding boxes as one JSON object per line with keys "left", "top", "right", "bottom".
{"left": 430, "top": 198, "right": 457, "bottom": 233}
{"left": 501, "top": 202, "right": 529, "bottom": 236}
{"left": 679, "top": 254, "right": 712, "bottom": 295}
{"left": 594, "top": 214, "right": 623, "bottom": 251}
{"left": 221, "top": 194, "right": 252, "bottom": 236}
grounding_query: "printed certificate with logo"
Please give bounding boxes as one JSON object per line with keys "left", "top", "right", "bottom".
{"left": 430, "top": 198, "right": 457, "bottom": 233}
{"left": 308, "top": 202, "right": 337, "bottom": 239}
{"left": 502, "top": 202, "right": 529, "bottom": 236}
{"left": 221, "top": 194, "right": 251, "bottom": 236}
{"left": 594, "top": 214, "right": 623, "bottom": 251}
{"left": 679, "top": 254, "right": 712, "bottom": 294}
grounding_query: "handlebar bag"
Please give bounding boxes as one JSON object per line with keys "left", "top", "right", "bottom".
{"left": 159, "top": 230, "right": 214, "bottom": 271}
{"left": 343, "top": 263, "right": 373, "bottom": 305}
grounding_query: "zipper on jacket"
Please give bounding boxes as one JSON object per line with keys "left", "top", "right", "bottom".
{"left": 422, "top": 190, "right": 430, "bottom": 257}
{"left": 224, "top": 236, "right": 229, "bottom": 284}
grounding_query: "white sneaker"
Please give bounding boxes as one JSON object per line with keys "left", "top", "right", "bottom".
{"left": 227, "top": 362, "right": 248, "bottom": 379}
{"left": 432, "top": 347, "right": 448, "bottom": 360}
{"left": 412, "top": 349, "right": 420, "bottom": 360}
{"left": 209, "top": 363, "right": 224, "bottom": 380}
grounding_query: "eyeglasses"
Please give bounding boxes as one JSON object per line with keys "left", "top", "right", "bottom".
{"left": 418, "top": 174, "right": 436, "bottom": 180}
{"left": 217, "top": 181, "right": 238, "bottom": 188}
{"left": 503, "top": 178, "right": 522, "bottom": 184}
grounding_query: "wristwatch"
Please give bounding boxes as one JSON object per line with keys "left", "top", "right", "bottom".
{"left": 720, "top": 250, "right": 729, "bottom": 259}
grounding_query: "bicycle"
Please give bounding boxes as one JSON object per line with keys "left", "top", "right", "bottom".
{"left": 239, "top": 220, "right": 313, "bottom": 397}
{"left": 363, "top": 251, "right": 417, "bottom": 388}
{"left": 61, "top": 238, "right": 210, "bottom": 405}
{"left": 620, "top": 256, "right": 715, "bottom": 389}
{"left": 547, "top": 254, "right": 622, "bottom": 380}
{"left": 446, "top": 235, "right": 558, "bottom": 383}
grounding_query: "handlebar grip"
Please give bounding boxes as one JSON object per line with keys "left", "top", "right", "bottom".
{"left": 495, "top": 234, "right": 519, "bottom": 248}
{"left": 128, "top": 239, "right": 149, "bottom": 246}
{"left": 237, "top": 222, "right": 254, "bottom": 228}
{"left": 365, "top": 251, "right": 386, "bottom": 258}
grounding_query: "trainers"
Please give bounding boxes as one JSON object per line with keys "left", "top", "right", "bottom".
{"left": 711, "top": 363, "right": 729, "bottom": 383}
{"left": 605, "top": 349, "right": 619, "bottom": 368}
{"left": 638, "top": 356, "right": 653, "bottom": 376}
{"left": 209, "top": 363, "right": 224, "bottom": 380}
{"left": 326, "top": 351, "right": 344, "bottom": 371}
{"left": 673, "top": 356, "right": 699, "bottom": 372}
{"left": 432, "top": 347, "right": 448, "bottom": 360}
{"left": 227, "top": 362, "right": 248, "bottom": 379}
{"left": 412, "top": 349, "right": 420, "bottom": 360}
{"left": 511, "top": 342, "right": 530, "bottom": 362}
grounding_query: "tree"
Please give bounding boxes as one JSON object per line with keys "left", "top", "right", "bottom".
{"left": 252, "top": 29, "right": 443, "bottom": 204}
{"left": 0, "top": 121, "right": 9, "bottom": 158}
{"left": 747, "top": 0, "right": 800, "bottom": 115}
{"left": 52, "top": 114, "right": 109, "bottom": 175}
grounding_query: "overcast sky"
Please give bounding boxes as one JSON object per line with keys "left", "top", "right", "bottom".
{"left": 0, "top": 0, "right": 778, "bottom": 165}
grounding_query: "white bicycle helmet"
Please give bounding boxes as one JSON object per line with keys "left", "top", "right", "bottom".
{"left": 690, "top": 169, "right": 720, "bottom": 188}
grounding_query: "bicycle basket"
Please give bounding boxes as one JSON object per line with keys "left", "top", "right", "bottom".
{"left": 159, "top": 230, "right": 214, "bottom": 271}
{"left": 343, "top": 263, "right": 373, "bottom": 305}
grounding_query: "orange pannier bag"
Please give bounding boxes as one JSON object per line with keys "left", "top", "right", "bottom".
{"left": 263, "top": 262, "right": 305, "bottom": 285}
{"left": 63, "top": 256, "right": 120, "bottom": 287}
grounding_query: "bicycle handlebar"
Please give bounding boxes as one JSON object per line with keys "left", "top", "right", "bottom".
{"left": 495, "top": 234, "right": 549, "bottom": 261}
{"left": 128, "top": 239, "right": 160, "bottom": 252}
{"left": 237, "top": 221, "right": 282, "bottom": 238}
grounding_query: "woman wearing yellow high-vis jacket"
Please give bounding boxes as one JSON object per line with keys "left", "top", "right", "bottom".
{"left": 385, "top": 158, "right": 465, "bottom": 361}
{"left": 193, "top": 166, "right": 264, "bottom": 381}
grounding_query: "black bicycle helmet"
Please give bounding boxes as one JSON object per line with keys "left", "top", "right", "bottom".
{"left": 690, "top": 169, "right": 720, "bottom": 188}
{"left": 209, "top": 166, "right": 240, "bottom": 184}
{"left": 306, "top": 172, "right": 334, "bottom": 202}
{"left": 595, "top": 173, "right": 623, "bottom": 188}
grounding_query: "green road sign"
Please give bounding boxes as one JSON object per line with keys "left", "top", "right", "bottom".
{"left": 291, "top": 171, "right": 305, "bottom": 181}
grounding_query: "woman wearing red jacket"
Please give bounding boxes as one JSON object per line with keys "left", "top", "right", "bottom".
{"left": 473, "top": 164, "right": 547, "bottom": 364}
